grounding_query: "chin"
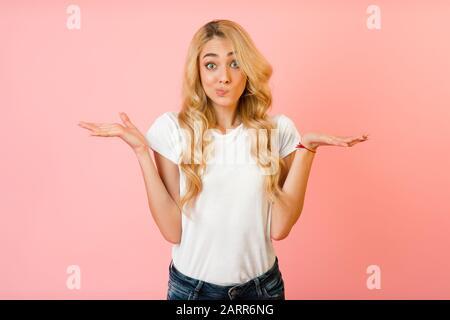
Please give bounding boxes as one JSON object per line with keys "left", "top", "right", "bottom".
{"left": 215, "top": 100, "right": 238, "bottom": 108}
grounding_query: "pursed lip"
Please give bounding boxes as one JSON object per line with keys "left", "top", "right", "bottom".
{"left": 216, "top": 89, "right": 229, "bottom": 96}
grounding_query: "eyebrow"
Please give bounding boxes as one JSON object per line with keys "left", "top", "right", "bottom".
{"left": 202, "top": 51, "right": 236, "bottom": 59}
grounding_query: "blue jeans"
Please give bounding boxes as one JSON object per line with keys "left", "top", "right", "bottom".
{"left": 167, "top": 257, "right": 285, "bottom": 300}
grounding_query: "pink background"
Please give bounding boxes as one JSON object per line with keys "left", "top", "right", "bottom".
{"left": 1, "top": 0, "right": 450, "bottom": 299}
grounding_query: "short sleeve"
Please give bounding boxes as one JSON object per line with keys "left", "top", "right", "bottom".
{"left": 277, "top": 114, "right": 302, "bottom": 159}
{"left": 145, "top": 112, "right": 183, "bottom": 165}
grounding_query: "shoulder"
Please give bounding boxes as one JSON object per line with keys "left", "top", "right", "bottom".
{"left": 148, "top": 111, "right": 182, "bottom": 133}
{"left": 154, "top": 111, "right": 180, "bottom": 125}
{"left": 146, "top": 111, "right": 183, "bottom": 139}
{"left": 270, "top": 113, "right": 296, "bottom": 128}
{"left": 270, "top": 113, "right": 301, "bottom": 158}
{"left": 145, "top": 111, "right": 183, "bottom": 164}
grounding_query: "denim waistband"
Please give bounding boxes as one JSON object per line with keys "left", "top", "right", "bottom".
{"left": 169, "top": 256, "right": 281, "bottom": 293}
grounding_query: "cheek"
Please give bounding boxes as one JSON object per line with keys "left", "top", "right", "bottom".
{"left": 204, "top": 78, "right": 216, "bottom": 92}
{"left": 235, "top": 75, "right": 247, "bottom": 91}
{"left": 200, "top": 71, "right": 214, "bottom": 87}
{"left": 234, "top": 71, "right": 246, "bottom": 83}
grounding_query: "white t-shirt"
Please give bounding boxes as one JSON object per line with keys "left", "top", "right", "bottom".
{"left": 146, "top": 111, "right": 301, "bottom": 285}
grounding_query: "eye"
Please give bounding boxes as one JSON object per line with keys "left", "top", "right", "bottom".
{"left": 204, "top": 60, "right": 240, "bottom": 70}
{"left": 205, "top": 62, "right": 215, "bottom": 70}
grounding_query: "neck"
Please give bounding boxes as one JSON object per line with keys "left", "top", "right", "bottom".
{"left": 211, "top": 102, "right": 241, "bottom": 129}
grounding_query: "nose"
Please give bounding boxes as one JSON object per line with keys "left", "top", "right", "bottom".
{"left": 219, "top": 66, "right": 231, "bottom": 84}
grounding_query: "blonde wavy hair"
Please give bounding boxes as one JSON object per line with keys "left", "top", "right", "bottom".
{"left": 178, "top": 19, "right": 287, "bottom": 216}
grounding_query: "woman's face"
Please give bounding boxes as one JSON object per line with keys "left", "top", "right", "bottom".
{"left": 199, "top": 37, "right": 247, "bottom": 109}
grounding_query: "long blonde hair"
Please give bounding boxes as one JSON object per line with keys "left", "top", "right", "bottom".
{"left": 178, "top": 19, "right": 286, "bottom": 216}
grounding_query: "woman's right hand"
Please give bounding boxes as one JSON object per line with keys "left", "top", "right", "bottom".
{"left": 78, "top": 112, "right": 149, "bottom": 154}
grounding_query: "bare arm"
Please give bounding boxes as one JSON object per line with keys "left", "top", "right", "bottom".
{"left": 270, "top": 132, "right": 369, "bottom": 240}
{"left": 135, "top": 148, "right": 182, "bottom": 244}
{"left": 270, "top": 149, "right": 315, "bottom": 241}
{"left": 78, "top": 112, "right": 182, "bottom": 244}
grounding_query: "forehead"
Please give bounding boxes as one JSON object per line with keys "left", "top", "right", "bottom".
{"left": 200, "top": 37, "right": 235, "bottom": 57}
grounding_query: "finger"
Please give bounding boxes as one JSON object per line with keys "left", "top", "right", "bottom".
{"left": 334, "top": 136, "right": 353, "bottom": 142}
{"left": 331, "top": 139, "right": 350, "bottom": 147}
{"left": 80, "top": 121, "right": 114, "bottom": 128}
{"left": 333, "top": 134, "right": 369, "bottom": 147}
{"left": 79, "top": 124, "right": 98, "bottom": 133}
{"left": 78, "top": 121, "right": 92, "bottom": 129}
{"left": 348, "top": 140, "right": 363, "bottom": 147}
{"left": 334, "top": 136, "right": 353, "bottom": 144}
{"left": 97, "top": 124, "right": 115, "bottom": 129}
{"left": 119, "top": 112, "right": 137, "bottom": 129}
{"left": 90, "top": 130, "right": 110, "bottom": 136}
{"left": 78, "top": 122, "right": 101, "bottom": 131}
{"left": 327, "top": 136, "right": 346, "bottom": 146}
{"left": 358, "top": 134, "right": 369, "bottom": 141}
{"left": 92, "top": 122, "right": 112, "bottom": 127}
{"left": 332, "top": 138, "right": 350, "bottom": 147}
{"left": 92, "top": 126, "right": 124, "bottom": 137}
{"left": 342, "top": 135, "right": 367, "bottom": 143}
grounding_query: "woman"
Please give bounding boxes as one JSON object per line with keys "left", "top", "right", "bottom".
{"left": 78, "top": 19, "right": 369, "bottom": 300}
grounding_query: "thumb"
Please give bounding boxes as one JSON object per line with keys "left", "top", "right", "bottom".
{"left": 119, "top": 112, "right": 137, "bottom": 129}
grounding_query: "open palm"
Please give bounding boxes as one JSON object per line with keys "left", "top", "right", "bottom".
{"left": 301, "top": 132, "right": 370, "bottom": 151}
{"left": 78, "top": 112, "right": 148, "bottom": 153}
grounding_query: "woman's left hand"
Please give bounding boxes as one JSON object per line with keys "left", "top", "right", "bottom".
{"left": 300, "top": 132, "right": 370, "bottom": 151}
